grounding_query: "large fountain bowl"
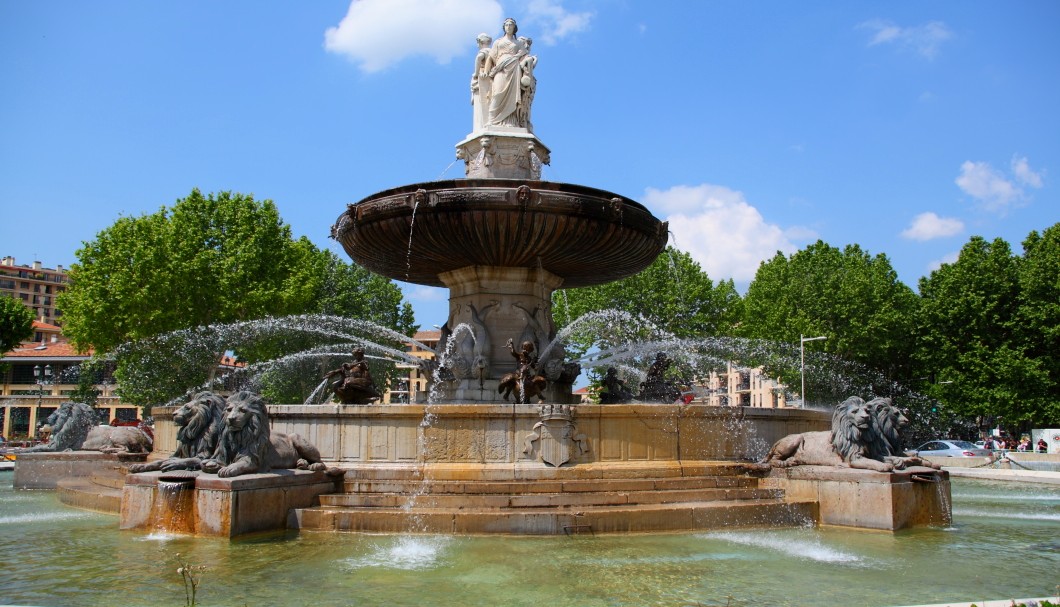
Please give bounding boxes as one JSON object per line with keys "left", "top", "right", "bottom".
{"left": 332, "top": 179, "right": 669, "bottom": 288}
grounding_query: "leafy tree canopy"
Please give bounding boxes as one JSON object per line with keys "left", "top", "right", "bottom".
{"left": 58, "top": 189, "right": 418, "bottom": 406}
{"left": 552, "top": 246, "right": 742, "bottom": 342}
{"left": 0, "top": 295, "right": 35, "bottom": 353}
{"left": 917, "top": 226, "right": 1060, "bottom": 427}
{"left": 740, "top": 240, "right": 919, "bottom": 385}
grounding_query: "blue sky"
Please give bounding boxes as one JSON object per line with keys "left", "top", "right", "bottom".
{"left": 2, "top": 0, "right": 1057, "bottom": 329}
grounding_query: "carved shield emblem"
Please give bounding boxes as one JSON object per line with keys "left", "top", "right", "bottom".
{"left": 538, "top": 420, "right": 574, "bottom": 467}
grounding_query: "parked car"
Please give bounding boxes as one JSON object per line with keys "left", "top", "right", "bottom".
{"left": 910, "top": 440, "right": 993, "bottom": 458}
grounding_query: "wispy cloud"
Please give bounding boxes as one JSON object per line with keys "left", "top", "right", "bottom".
{"left": 523, "top": 0, "right": 593, "bottom": 45}
{"left": 901, "top": 212, "right": 964, "bottom": 241}
{"left": 858, "top": 19, "right": 953, "bottom": 59}
{"left": 644, "top": 184, "right": 813, "bottom": 285}
{"left": 324, "top": 0, "right": 502, "bottom": 73}
{"left": 955, "top": 156, "right": 1044, "bottom": 213}
{"left": 927, "top": 251, "right": 960, "bottom": 273}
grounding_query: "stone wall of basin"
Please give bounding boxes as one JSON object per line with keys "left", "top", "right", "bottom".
{"left": 150, "top": 404, "right": 829, "bottom": 466}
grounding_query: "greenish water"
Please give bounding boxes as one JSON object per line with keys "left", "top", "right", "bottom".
{"left": 0, "top": 472, "right": 1057, "bottom": 607}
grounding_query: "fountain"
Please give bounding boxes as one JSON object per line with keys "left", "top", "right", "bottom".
{"left": 115, "top": 18, "right": 950, "bottom": 537}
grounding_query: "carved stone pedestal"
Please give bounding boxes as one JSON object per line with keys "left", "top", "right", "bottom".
{"left": 456, "top": 130, "right": 550, "bottom": 179}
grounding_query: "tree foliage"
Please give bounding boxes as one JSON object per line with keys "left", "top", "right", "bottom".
{"left": 552, "top": 246, "right": 742, "bottom": 341}
{"left": 740, "top": 240, "right": 919, "bottom": 385}
{"left": 0, "top": 295, "right": 35, "bottom": 353}
{"left": 917, "top": 227, "right": 1060, "bottom": 427}
{"left": 58, "top": 189, "right": 418, "bottom": 406}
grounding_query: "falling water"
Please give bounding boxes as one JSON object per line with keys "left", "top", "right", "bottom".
{"left": 147, "top": 477, "right": 196, "bottom": 536}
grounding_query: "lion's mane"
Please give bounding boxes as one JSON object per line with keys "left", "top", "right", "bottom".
{"left": 830, "top": 396, "right": 873, "bottom": 463}
{"left": 174, "top": 391, "right": 227, "bottom": 460}
{"left": 26, "top": 401, "right": 99, "bottom": 452}
{"left": 211, "top": 391, "right": 271, "bottom": 476}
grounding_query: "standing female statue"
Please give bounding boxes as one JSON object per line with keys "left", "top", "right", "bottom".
{"left": 483, "top": 18, "right": 530, "bottom": 128}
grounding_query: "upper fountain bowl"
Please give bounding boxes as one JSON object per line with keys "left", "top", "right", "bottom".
{"left": 332, "top": 179, "right": 669, "bottom": 288}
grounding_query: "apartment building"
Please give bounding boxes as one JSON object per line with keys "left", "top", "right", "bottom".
{"left": 0, "top": 256, "right": 70, "bottom": 326}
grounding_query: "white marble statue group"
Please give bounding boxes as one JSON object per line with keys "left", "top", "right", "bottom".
{"left": 472, "top": 18, "right": 538, "bottom": 133}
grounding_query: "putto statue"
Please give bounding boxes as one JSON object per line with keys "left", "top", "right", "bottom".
{"left": 499, "top": 338, "right": 547, "bottom": 403}
{"left": 638, "top": 353, "right": 681, "bottom": 403}
{"left": 128, "top": 391, "right": 226, "bottom": 473}
{"left": 599, "top": 367, "right": 634, "bottom": 404}
{"left": 471, "top": 33, "right": 492, "bottom": 132}
{"left": 200, "top": 391, "right": 333, "bottom": 478}
{"left": 323, "top": 347, "right": 381, "bottom": 404}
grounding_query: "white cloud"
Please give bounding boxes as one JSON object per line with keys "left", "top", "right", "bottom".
{"left": 643, "top": 184, "right": 812, "bottom": 284}
{"left": 1011, "top": 155, "right": 1044, "bottom": 188}
{"left": 927, "top": 251, "right": 960, "bottom": 273}
{"left": 859, "top": 19, "right": 953, "bottom": 59}
{"left": 955, "top": 157, "right": 1043, "bottom": 213}
{"left": 901, "top": 212, "right": 964, "bottom": 241}
{"left": 324, "top": 0, "right": 502, "bottom": 72}
{"left": 523, "top": 0, "right": 593, "bottom": 45}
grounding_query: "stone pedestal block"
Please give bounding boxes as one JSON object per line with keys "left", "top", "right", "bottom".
{"left": 120, "top": 469, "right": 344, "bottom": 538}
{"left": 13, "top": 451, "right": 148, "bottom": 489}
{"left": 456, "top": 131, "right": 550, "bottom": 179}
{"left": 762, "top": 465, "right": 951, "bottom": 530}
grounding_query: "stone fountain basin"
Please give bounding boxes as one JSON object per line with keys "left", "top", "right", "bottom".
{"left": 332, "top": 179, "right": 669, "bottom": 287}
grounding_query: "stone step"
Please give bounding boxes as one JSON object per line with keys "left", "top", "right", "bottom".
{"left": 293, "top": 498, "right": 818, "bottom": 535}
{"left": 338, "top": 461, "right": 758, "bottom": 482}
{"left": 321, "top": 486, "right": 781, "bottom": 509}
{"left": 57, "top": 477, "right": 123, "bottom": 515}
{"left": 343, "top": 474, "right": 758, "bottom": 495}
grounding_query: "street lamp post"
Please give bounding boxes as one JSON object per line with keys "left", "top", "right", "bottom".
{"left": 799, "top": 335, "right": 827, "bottom": 408}
{"left": 33, "top": 364, "right": 52, "bottom": 440}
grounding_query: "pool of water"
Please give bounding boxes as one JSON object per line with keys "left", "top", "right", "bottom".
{"left": 1, "top": 471, "right": 1057, "bottom": 607}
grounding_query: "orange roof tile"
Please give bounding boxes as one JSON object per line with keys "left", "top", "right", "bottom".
{"left": 32, "top": 320, "right": 62, "bottom": 331}
{"left": 3, "top": 341, "right": 92, "bottom": 358}
{"left": 412, "top": 329, "right": 441, "bottom": 341}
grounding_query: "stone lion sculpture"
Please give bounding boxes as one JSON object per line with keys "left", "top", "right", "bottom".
{"left": 867, "top": 397, "right": 939, "bottom": 470}
{"left": 82, "top": 425, "right": 153, "bottom": 454}
{"left": 200, "top": 391, "right": 330, "bottom": 478}
{"left": 25, "top": 401, "right": 100, "bottom": 452}
{"left": 761, "top": 396, "right": 894, "bottom": 472}
{"left": 128, "top": 391, "right": 226, "bottom": 473}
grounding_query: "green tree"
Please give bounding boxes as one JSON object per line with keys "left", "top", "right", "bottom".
{"left": 1017, "top": 223, "right": 1060, "bottom": 423}
{"left": 740, "top": 241, "right": 919, "bottom": 383}
{"left": 916, "top": 236, "right": 1043, "bottom": 426}
{"left": 0, "top": 295, "right": 35, "bottom": 353}
{"left": 58, "top": 189, "right": 418, "bottom": 406}
{"left": 918, "top": 228, "right": 1060, "bottom": 428}
{"left": 552, "top": 246, "right": 742, "bottom": 340}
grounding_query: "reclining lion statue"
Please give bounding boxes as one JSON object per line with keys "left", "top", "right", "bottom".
{"left": 128, "top": 391, "right": 226, "bottom": 473}
{"left": 82, "top": 424, "right": 153, "bottom": 454}
{"left": 25, "top": 401, "right": 99, "bottom": 452}
{"left": 867, "top": 397, "right": 939, "bottom": 470}
{"left": 761, "top": 396, "right": 895, "bottom": 472}
{"left": 201, "top": 391, "right": 332, "bottom": 478}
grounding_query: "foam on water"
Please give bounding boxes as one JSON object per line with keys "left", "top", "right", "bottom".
{"left": 341, "top": 536, "right": 453, "bottom": 571}
{"left": 0, "top": 511, "right": 91, "bottom": 525}
{"left": 702, "top": 530, "right": 868, "bottom": 565}
{"left": 953, "top": 492, "right": 1060, "bottom": 502}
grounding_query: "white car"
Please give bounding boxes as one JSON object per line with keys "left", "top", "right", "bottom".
{"left": 910, "top": 440, "right": 993, "bottom": 458}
